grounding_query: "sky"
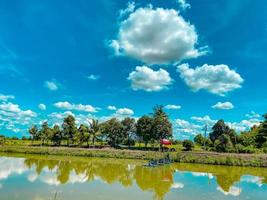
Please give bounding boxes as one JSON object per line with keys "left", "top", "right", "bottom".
{"left": 0, "top": 0, "right": 266, "bottom": 139}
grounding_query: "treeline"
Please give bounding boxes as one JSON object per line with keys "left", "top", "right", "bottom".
{"left": 193, "top": 113, "right": 267, "bottom": 153}
{"left": 28, "top": 106, "right": 172, "bottom": 148}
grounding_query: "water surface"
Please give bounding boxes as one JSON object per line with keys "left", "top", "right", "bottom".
{"left": 0, "top": 153, "right": 266, "bottom": 200}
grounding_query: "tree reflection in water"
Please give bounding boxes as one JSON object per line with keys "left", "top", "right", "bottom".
{"left": 20, "top": 155, "right": 267, "bottom": 199}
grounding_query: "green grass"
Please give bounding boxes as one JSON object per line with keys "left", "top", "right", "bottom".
{"left": 0, "top": 144, "right": 266, "bottom": 167}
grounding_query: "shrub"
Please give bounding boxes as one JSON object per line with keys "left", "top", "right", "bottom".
{"left": 182, "top": 140, "right": 194, "bottom": 151}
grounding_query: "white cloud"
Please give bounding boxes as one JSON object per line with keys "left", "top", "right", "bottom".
{"left": 245, "top": 111, "right": 261, "bottom": 119}
{"left": 165, "top": 104, "right": 181, "bottom": 110}
{"left": 171, "top": 182, "right": 184, "bottom": 189}
{"left": 116, "top": 108, "right": 134, "bottom": 115}
{"left": 212, "top": 102, "right": 234, "bottom": 110}
{"left": 38, "top": 103, "right": 46, "bottom": 110}
{"left": 54, "top": 101, "right": 99, "bottom": 113}
{"left": 0, "top": 157, "right": 28, "bottom": 181}
{"left": 44, "top": 80, "right": 59, "bottom": 91}
{"left": 177, "top": 63, "right": 244, "bottom": 96}
{"left": 0, "top": 102, "right": 36, "bottom": 117}
{"left": 0, "top": 101, "right": 37, "bottom": 133}
{"left": 0, "top": 94, "right": 15, "bottom": 101}
{"left": 177, "top": 0, "right": 191, "bottom": 10}
{"left": 217, "top": 186, "right": 242, "bottom": 196}
{"left": 111, "top": 7, "right": 206, "bottom": 64}
{"left": 191, "top": 115, "right": 216, "bottom": 125}
{"left": 120, "top": 1, "right": 135, "bottom": 16}
{"left": 241, "top": 175, "right": 264, "bottom": 187}
{"left": 87, "top": 74, "right": 100, "bottom": 80}
{"left": 107, "top": 106, "right": 117, "bottom": 111}
{"left": 228, "top": 119, "right": 261, "bottom": 132}
{"left": 128, "top": 66, "right": 173, "bottom": 92}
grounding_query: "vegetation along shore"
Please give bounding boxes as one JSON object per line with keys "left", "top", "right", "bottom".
{"left": 1, "top": 106, "right": 267, "bottom": 167}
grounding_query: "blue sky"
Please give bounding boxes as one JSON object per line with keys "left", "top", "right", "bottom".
{"left": 0, "top": 0, "right": 266, "bottom": 139}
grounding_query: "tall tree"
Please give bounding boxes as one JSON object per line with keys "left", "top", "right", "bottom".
{"left": 152, "top": 105, "right": 172, "bottom": 141}
{"left": 121, "top": 117, "right": 136, "bottom": 147}
{"left": 78, "top": 124, "right": 90, "bottom": 146}
{"left": 89, "top": 119, "right": 101, "bottom": 146}
{"left": 136, "top": 116, "right": 153, "bottom": 147}
{"left": 51, "top": 124, "right": 62, "bottom": 146}
{"left": 210, "top": 120, "right": 231, "bottom": 143}
{"left": 29, "top": 125, "right": 39, "bottom": 143}
{"left": 256, "top": 114, "right": 267, "bottom": 147}
{"left": 101, "top": 118, "right": 123, "bottom": 147}
{"left": 40, "top": 121, "right": 52, "bottom": 145}
{"left": 62, "top": 115, "right": 77, "bottom": 146}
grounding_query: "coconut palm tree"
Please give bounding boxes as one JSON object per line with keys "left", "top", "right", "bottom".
{"left": 89, "top": 119, "right": 101, "bottom": 146}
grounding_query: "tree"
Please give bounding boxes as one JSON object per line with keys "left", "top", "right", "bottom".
{"left": 101, "top": 118, "right": 123, "bottom": 147}
{"left": 0, "top": 135, "right": 5, "bottom": 145}
{"left": 194, "top": 134, "right": 205, "bottom": 146}
{"left": 214, "top": 134, "right": 233, "bottom": 152}
{"left": 40, "top": 121, "right": 52, "bottom": 145}
{"left": 51, "top": 125, "right": 62, "bottom": 146}
{"left": 153, "top": 106, "right": 172, "bottom": 140}
{"left": 62, "top": 115, "right": 77, "bottom": 146}
{"left": 183, "top": 140, "right": 194, "bottom": 151}
{"left": 78, "top": 124, "right": 90, "bottom": 146}
{"left": 209, "top": 120, "right": 230, "bottom": 143}
{"left": 152, "top": 105, "right": 172, "bottom": 148}
{"left": 89, "top": 119, "right": 101, "bottom": 146}
{"left": 29, "top": 125, "right": 39, "bottom": 142}
{"left": 136, "top": 115, "right": 153, "bottom": 147}
{"left": 256, "top": 114, "right": 267, "bottom": 147}
{"left": 121, "top": 117, "right": 136, "bottom": 147}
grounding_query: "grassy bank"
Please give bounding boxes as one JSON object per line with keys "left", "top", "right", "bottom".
{"left": 0, "top": 145, "right": 266, "bottom": 167}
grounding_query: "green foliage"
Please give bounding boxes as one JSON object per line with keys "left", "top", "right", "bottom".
{"left": 101, "top": 118, "right": 123, "bottom": 147}
{"left": 78, "top": 124, "right": 90, "bottom": 146}
{"left": 194, "top": 134, "right": 205, "bottom": 146}
{"left": 62, "top": 115, "right": 77, "bottom": 146}
{"left": 136, "top": 115, "right": 153, "bottom": 147}
{"left": 51, "top": 125, "right": 62, "bottom": 146}
{"left": 152, "top": 105, "right": 172, "bottom": 140}
{"left": 89, "top": 119, "right": 101, "bottom": 146}
{"left": 121, "top": 117, "right": 136, "bottom": 147}
{"left": 182, "top": 140, "right": 194, "bottom": 151}
{"left": 0, "top": 135, "right": 5, "bottom": 145}
{"left": 29, "top": 125, "right": 39, "bottom": 141}
{"left": 214, "top": 134, "right": 234, "bottom": 152}
{"left": 40, "top": 121, "right": 53, "bottom": 145}
{"left": 256, "top": 114, "right": 267, "bottom": 147}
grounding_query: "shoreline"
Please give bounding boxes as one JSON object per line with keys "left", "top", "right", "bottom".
{"left": 0, "top": 145, "right": 266, "bottom": 167}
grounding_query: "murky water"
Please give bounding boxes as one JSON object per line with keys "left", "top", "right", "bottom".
{"left": 0, "top": 153, "right": 266, "bottom": 200}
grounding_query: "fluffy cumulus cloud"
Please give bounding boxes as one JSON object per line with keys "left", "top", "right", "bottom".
{"left": 128, "top": 66, "right": 173, "bottom": 92}
{"left": 54, "top": 101, "right": 99, "bottom": 113}
{"left": 165, "top": 104, "right": 181, "bottom": 110}
{"left": 0, "top": 102, "right": 36, "bottom": 118}
{"left": 111, "top": 6, "right": 206, "bottom": 64}
{"left": 38, "top": 103, "right": 46, "bottom": 110}
{"left": 44, "top": 80, "right": 59, "bottom": 91}
{"left": 212, "top": 102, "right": 234, "bottom": 110}
{"left": 0, "top": 101, "right": 37, "bottom": 133}
{"left": 0, "top": 94, "right": 15, "bottom": 101}
{"left": 177, "top": 63, "right": 244, "bottom": 96}
{"left": 116, "top": 108, "right": 134, "bottom": 115}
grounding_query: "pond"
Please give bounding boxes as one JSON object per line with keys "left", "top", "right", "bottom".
{"left": 0, "top": 153, "right": 266, "bottom": 200}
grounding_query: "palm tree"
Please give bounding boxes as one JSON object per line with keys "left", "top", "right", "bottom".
{"left": 89, "top": 119, "right": 101, "bottom": 146}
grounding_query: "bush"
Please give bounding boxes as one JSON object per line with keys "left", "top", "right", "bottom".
{"left": 182, "top": 140, "right": 194, "bottom": 151}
